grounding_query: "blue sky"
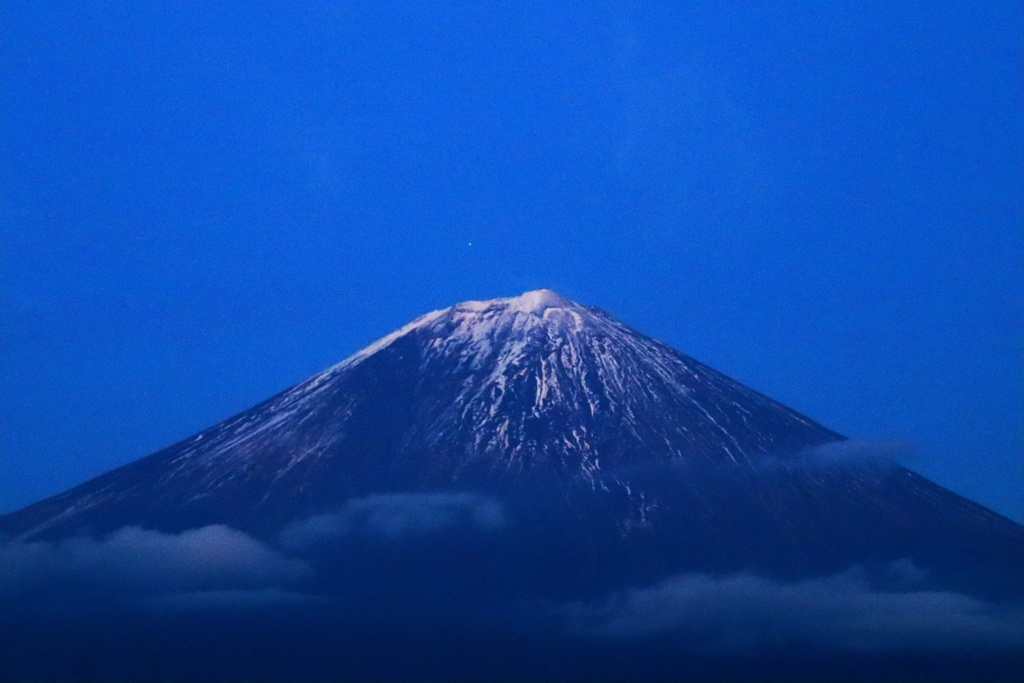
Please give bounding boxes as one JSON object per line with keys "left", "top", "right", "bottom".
{"left": 2, "top": 2, "right": 1021, "bottom": 520}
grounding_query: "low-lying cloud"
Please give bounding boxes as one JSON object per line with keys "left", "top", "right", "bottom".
{"left": 1, "top": 493, "right": 509, "bottom": 615}
{"left": 280, "top": 491, "right": 507, "bottom": 550}
{"left": 795, "top": 439, "right": 918, "bottom": 467}
{"left": 0, "top": 525, "right": 311, "bottom": 610}
{"left": 553, "top": 563, "right": 1024, "bottom": 653}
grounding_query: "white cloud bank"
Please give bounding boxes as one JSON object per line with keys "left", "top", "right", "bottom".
{"left": 0, "top": 525, "right": 312, "bottom": 610}
{"left": 279, "top": 491, "right": 507, "bottom": 549}
{"left": 553, "top": 563, "right": 1024, "bottom": 653}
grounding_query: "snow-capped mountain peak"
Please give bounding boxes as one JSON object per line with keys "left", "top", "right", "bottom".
{"left": 332, "top": 290, "right": 582, "bottom": 373}
{"left": 459, "top": 288, "right": 575, "bottom": 316}
{"left": 2, "top": 290, "right": 844, "bottom": 538}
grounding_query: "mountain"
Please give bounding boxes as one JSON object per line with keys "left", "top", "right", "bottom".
{"left": 3, "top": 290, "right": 1017, "bottom": 553}
{"left": 3, "top": 289, "right": 843, "bottom": 537}
{"left": 2, "top": 290, "right": 1022, "bottom": 682}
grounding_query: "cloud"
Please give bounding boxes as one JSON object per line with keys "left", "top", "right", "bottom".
{"left": 552, "top": 563, "right": 1024, "bottom": 653}
{"left": 280, "top": 492, "right": 507, "bottom": 550}
{"left": 0, "top": 525, "right": 311, "bottom": 610}
{"left": 1, "top": 494, "right": 509, "bottom": 615}
{"left": 726, "top": 439, "right": 918, "bottom": 478}
{"left": 794, "top": 439, "right": 918, "bottom": 467}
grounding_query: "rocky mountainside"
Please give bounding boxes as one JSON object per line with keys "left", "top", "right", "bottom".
{"left": 4, "top": 290, "right": 1020, "bottom": 590}
{"left": 3, "top": 289, "right": 842, "bottom": 535}
{"left": 2, "top": 290, "right": 1022, "bottom": 682}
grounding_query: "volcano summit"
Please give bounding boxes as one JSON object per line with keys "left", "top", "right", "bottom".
{"left": 3, "top": 288, "right": 846, "bottom": 540}
{"left": 2, "top": 290, "right": 1021, "bottom": 682}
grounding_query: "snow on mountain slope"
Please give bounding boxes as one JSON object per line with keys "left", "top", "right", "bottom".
{"left": 3, "top": 287, "right": 1020, "bottom": 580}
{"left": 3, "top": 290, "right": 841, "bottom": 538}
